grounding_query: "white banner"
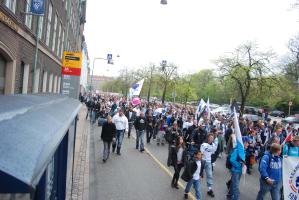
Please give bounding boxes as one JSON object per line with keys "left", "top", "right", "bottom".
{"left": 283, "top": 157, "right": 299, "bottom": 200}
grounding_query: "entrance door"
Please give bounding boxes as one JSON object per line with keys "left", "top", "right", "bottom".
{"left": 0, "top": 55, "right": 6, "bottom": 95}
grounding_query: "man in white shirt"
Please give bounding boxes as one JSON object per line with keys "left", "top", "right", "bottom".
{"left": 112, "top": 108, "right": 129, "bottom": 155}
{"left": 200, "top": 133, "right": 217, "bottom": 198}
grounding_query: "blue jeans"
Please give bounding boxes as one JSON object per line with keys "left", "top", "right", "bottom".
{"left": 185, "top": 179, "right": 201, "bottom": 200}
{"left": 256, "top": 178, "right": 282, "bottom": 200}
{"left": 136, "top": 130, "right": 145, "bottom": 150}
{"left": 228, "top": 172, "right": 242, "bottom": 200}
{"left": 116, "top": 130, "right": 125, "bottom": 148}
{"left": 204, "top": 162, "right": 213, "bottom": 188}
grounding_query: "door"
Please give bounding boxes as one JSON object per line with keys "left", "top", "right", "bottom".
{"left": 0, "top": 55, "right": 6, "bottom": 95}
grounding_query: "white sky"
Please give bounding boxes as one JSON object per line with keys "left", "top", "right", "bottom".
{"left": 84, "top": 0, "right": 299, "bottom": 77}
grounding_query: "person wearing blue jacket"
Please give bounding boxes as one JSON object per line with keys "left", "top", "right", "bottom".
{"left": 227, "top": 136, "right": 247, "bottom": 200}
{"left": 282, "top": 135, "right": 299, "bottom": 157}
{"left": 256, "top": 143, "right": 282, "bottom": 200}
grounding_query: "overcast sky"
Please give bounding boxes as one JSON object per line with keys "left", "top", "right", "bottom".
{"left": 84, "top": 0, "right": 299, "bottom": 77}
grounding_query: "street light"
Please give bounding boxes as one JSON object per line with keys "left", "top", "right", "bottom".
{"left": 90, "top": 55, "right": 119, "bottom": 92}
{"left": 161, "top": 0, "right": 167, "bottom": 5}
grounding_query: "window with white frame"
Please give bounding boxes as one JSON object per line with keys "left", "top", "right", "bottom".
{"left": 51, "top": 14, "right": 58, "bottom": 52}
{"left": 25, "top": 0, "right": 32, "bottom": 29}
{"left": 56, "top": 23, "right": 61, "bottom": 57}
{"left": 46, "top": 2, "right": 53, "bottom": 46}
{"left": 5, "top": 0, "right": 16, "bottom": 13}
{"left": 38, "top": 16, "right": 44, "bottom": 39}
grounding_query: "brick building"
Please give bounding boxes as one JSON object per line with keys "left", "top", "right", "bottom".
{"left": 0, "top": 0, "right": 87, "bottom": 95}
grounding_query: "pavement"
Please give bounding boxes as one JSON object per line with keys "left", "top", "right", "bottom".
{"left": 88, "top": 122, "right": 270, "bottom": 200}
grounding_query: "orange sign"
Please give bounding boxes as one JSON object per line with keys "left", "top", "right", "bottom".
{"left": 62, "top": 51, "right": 82, "bottom": 76}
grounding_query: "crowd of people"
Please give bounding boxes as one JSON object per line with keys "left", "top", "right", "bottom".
{"left": 80, "top": 93, "right": 299, "bottom": 200}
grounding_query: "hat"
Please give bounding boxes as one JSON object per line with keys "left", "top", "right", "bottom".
{"left": 293, "top": 135, "right": 299, "bottom": 141}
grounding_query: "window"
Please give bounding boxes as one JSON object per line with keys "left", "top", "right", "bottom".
{"left": 25, "top": 0, "right": 32, "bottom": 29}
{"left": 51, "top": 14, "right": 58, "bottom": 52}
{"left": 48, "top": 73, "right": 53, "bottom": 92}
{"left": 5, "top": 0, "right": 16, "bottom": 13}
{"left": 0, "top": 55, "right": 6, "bottom": 95}
{"left": 46, "top": 3, "right": 53, "bottom": 46}
{"left": 38, "top": 16, "right": 44, "bottom": 39}
{"left": 60, "top": 30, "right": 65, "bottom": 58}
{"left": 56, "top": 23, "right": 62, "bottom": 56}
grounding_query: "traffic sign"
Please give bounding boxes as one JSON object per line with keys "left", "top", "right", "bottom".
{"left": 289, "top": 101, "right": 293, "bottom": 106}
{"left": 162, "top": 60, "right": 167, "bottom": 66}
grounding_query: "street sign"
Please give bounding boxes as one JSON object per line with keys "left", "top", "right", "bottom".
{"left": 107, "top": 54, "right": 113, "bottom": 64}
{"left": 31, "top": 0, "right": 45, "bottom": 15}
{"left": 62, "top": 51, "right": 82, "bottom": 76}
{"left": 162, "top": 60, "right": 167, "bottom": 66}
{"left": 289, "top": 101, "right": 293, "bottom": 106}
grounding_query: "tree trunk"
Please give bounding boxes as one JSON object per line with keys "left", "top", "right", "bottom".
{"left": 162, "top": 83, "right": 167, "bottom": 104}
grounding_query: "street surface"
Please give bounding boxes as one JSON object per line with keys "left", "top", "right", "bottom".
{"left": 89, "top": 123, "right": 270, "bottom": 200}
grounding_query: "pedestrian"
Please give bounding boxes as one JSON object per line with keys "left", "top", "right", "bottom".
{"left": 157, "top": 117, "right": 167, "bottom": 145}
{"left": 100, "top": 116, "right": 116, "bottom": 163}
{"left": 146, "top": 111, "right": 154, "bottom": 143}
{"left": 282, "top": 135, "right": 299, "bottom": 157}
{"left": 112, "top": 108, "right": 129, "bottom": 155}
{"left": 226, "top": 136, "right": 247, "bottom": 200}
{"left": 181, "top": 150, "right": 204, "bottom": 200}
{"left": 256, "top": 143, "right": 282, "bottom": 200}
{"left": 125, "top": 105, "right": 136, "bottom": 139}
{"left": 200, "top": 133, "right": 217, "bottom": 198}
{"left": 170, "top": 136, "right": 188, "bottom": 189}
{"left": 134, "top": 112, "right": 147, "bottom": 152}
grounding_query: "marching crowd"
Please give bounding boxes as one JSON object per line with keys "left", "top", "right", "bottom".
{"left": 80, "top": 93, "right": 299, "bottom": 200}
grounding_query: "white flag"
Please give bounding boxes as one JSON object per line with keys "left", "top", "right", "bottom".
{"left": 283, "top": 157, "right": 299, "bottom": 200}
{"left": 130, "top": 79, "right": 144, "bottom": 96}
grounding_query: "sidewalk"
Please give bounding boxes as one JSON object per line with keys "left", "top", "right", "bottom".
{"left": 68, "top": 106, "right": 90, "bottom": 200}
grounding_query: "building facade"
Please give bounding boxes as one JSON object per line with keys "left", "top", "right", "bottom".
{"left": 0, "top": 0, "right": 87, "bottom": 95}
{"left": 80, "top": 39, "right": 90, "bottom": 93}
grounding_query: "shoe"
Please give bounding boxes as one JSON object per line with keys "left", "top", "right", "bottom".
{"left": 140, "top": 149, "right": 145, "bottom": 153}
{"left": 174, "top": 184, "right": 179, "bottom": 189}
{"left": 184, "top": 193, "right": 188, "bottom": 199}
{"left": 207, "top": 190, "right": 215, "bottom": 197}
{"left": 102, "top": 159, "right": 106, "bottom": 163}
{"left": 157, "top": 143, "right": 160, "bottom": 146}
{"left": 117, "top": 152, "right": 121, "bottom": 155}
{"left": 161, "top": 143, "right": 165, "bottom": 146}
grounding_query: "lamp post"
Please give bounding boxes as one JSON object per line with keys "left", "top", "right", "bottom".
{"left": 90, "top": 55, "right": 119, "bottom": 92}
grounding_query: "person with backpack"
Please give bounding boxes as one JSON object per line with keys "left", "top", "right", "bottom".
{"left": 256, "top": 143, "right": 282, "bottom": 200}
{"left": 282, "top": 135, "right": 299, "bottom": 157}
{"left": 226, "top": 136, "right": 247, "bottom": 200}
{"left": 181, "top": 150, "right": 205, "bottom": 200}
{"left": 200, "top": 133, "right": 217, "bottom": 198}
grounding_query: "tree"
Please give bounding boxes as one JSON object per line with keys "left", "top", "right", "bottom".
{"left": 216, "top": 42, "right": 276, "bottom": 115}
{"left": 159, "top": 63, "right": 178, "bottom": 104}
{"left": 135, "top": 63, "right": 156, "bottom": 101}
{"left": 284, "top": 35, "right": 299, "bottom": 83}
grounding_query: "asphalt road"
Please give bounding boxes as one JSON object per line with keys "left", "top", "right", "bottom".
{"left": 89, "top": 123, "right": 270, "bottom": 200}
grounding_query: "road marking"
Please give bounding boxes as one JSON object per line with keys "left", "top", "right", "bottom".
{"left": 132, "top": 135, "right": 196, "bottom": 200}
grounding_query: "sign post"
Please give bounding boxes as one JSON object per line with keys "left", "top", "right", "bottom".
{"left": 61, "top": 51, "right": 82, "bottom": 99}
{"left": 289, "top": 101, "right": 293, "bottom": 116}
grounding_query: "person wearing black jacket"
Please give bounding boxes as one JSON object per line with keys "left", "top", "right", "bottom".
{"left": 146, "top": 112, "right": 155, "bottom": 143}
{"left": 125, "top": 106, "right": 136, "bottom": 138}
{"left": 134, "top": 112, "right": 147, "bottom": 152}
{"left": 169, "top": 136, "right": 188, "bottom": 189}
{"left": 181, "top": 150, "right": 205, "bottom": 200}
{"left": 101, "top": 116, "right": 116, "bottom": 163}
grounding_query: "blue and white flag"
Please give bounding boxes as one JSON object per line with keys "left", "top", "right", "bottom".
{"left": 31, "top": 0, "right": 45, "bottom": 14}
{"left": 196, "top": 99, "right": 206, "bottom": 121}
{"left": 129, "top": 79, "right": 144, "bottom": 97}
{"left": 233, "top": 108, "right": 245, "bottom": 161}
{"left": 206, "top": 98, "right": 211, "bottom": 120}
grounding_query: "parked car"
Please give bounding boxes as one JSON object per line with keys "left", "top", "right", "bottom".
{"left": 269, "top": 110, "right": 286, "bottom": 118}
{"left": 282, "top": 115, "right": 299, "bottom": 124}
{"left": 244, "top": 106, "right": 258, "bottom": 115}
{"left": 243, "top": 114, "right": 262, "bottom": 122}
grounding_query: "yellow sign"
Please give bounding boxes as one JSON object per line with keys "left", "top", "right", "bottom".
{"left": 0, "top": 11, "right": 18, "bottom": 31}
{"left": 62, "top": 51, "right": 82, "bottom": 69}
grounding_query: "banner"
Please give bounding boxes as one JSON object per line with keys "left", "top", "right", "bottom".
{"left": 283, "top": 157, "right": 299, "bottom": 200}
{"left": 31, "top": 0, "right": 45, "bottom": 15}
